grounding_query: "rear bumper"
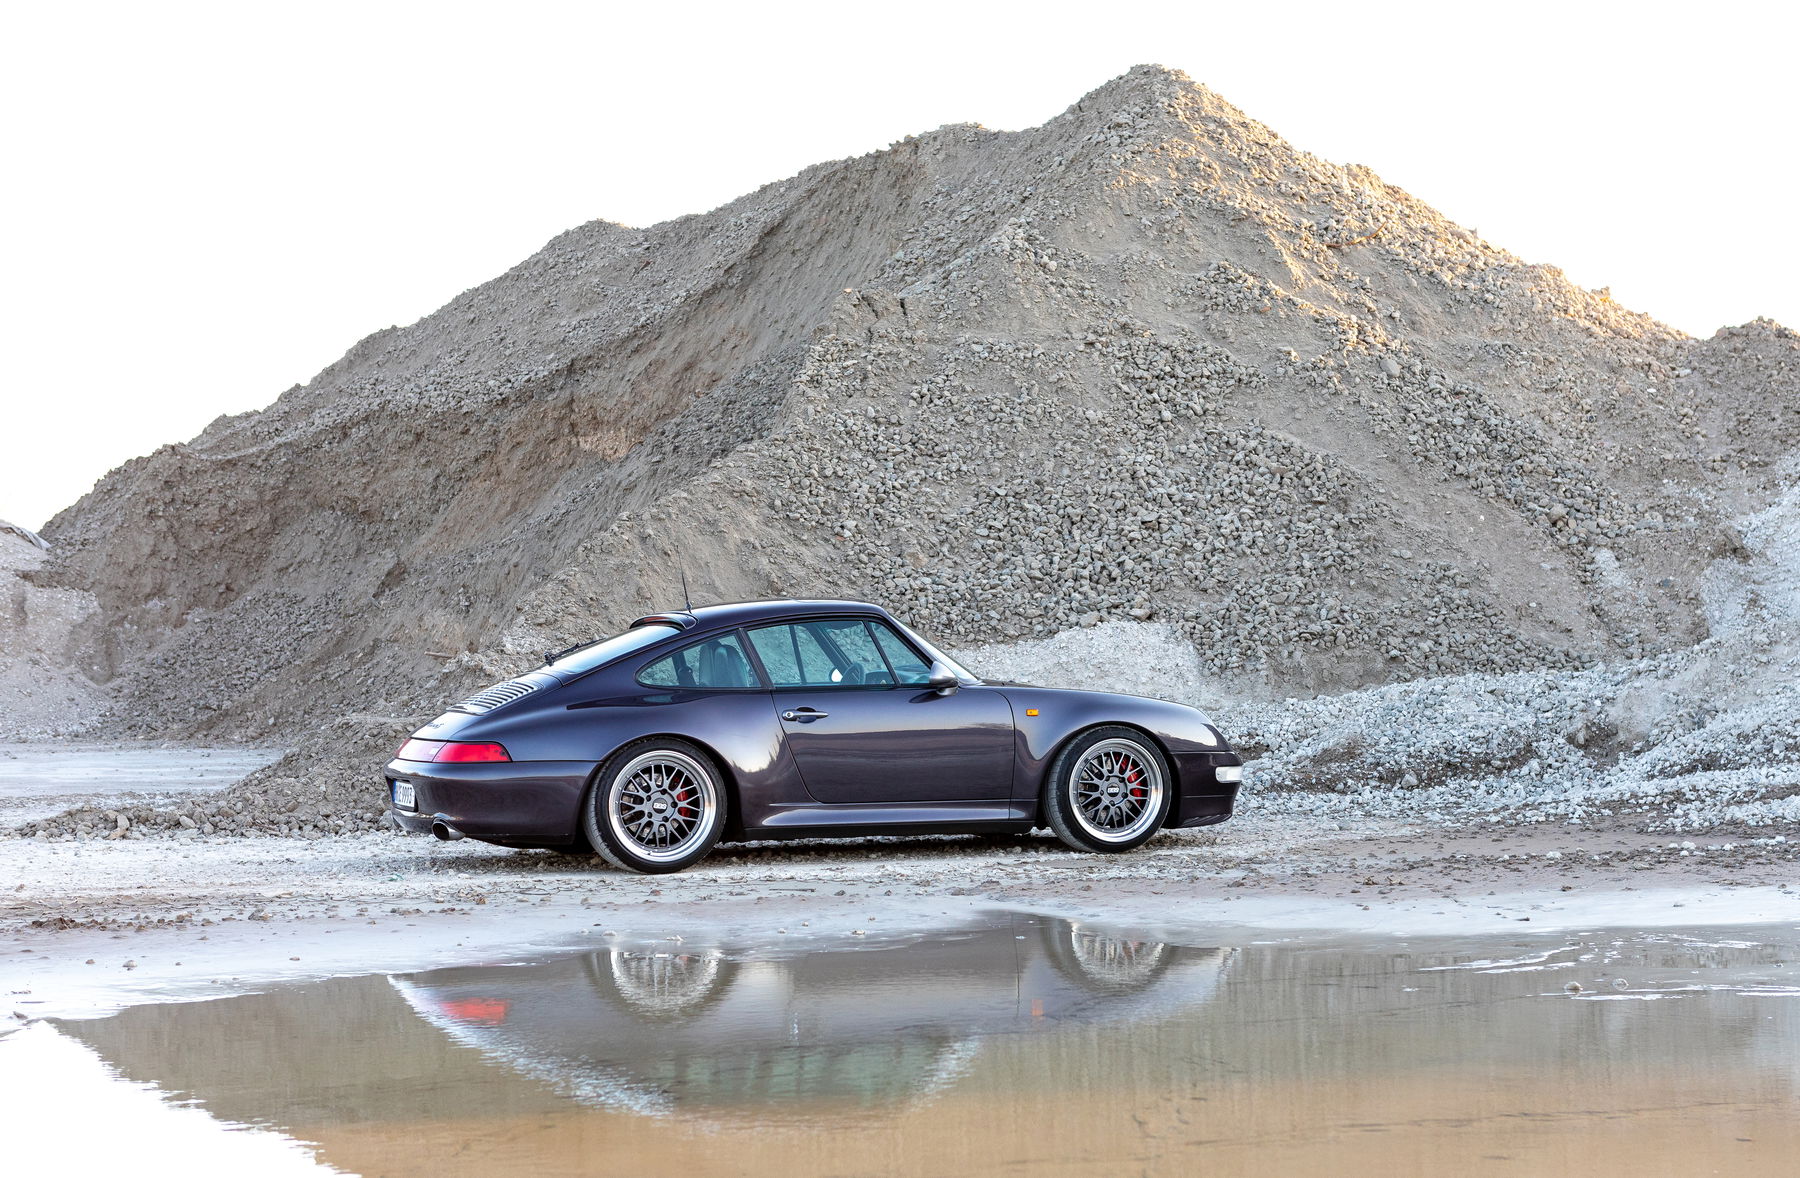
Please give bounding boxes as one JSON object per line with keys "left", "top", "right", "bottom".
{"left": 1168, "top": 749, "right": 1243, "bottom": 829}
{"left": 383, "top": 758, "right": 595, "bottom": 843}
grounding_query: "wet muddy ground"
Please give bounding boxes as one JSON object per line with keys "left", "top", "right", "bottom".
{"left": 5, "top": 745, "right": 1800, "bottom": 1175}
{"left": 0, "top": 742, "right": 282, "bottom": 825}
{"left": 4, "top": 911, "right": 1798, "bottom": 1177}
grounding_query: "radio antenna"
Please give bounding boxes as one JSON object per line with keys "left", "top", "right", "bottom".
{"left": 681, "top": 568, "right": 693, "bottom": 612}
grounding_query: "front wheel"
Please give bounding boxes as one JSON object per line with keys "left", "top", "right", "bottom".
{"left": 1042, "top": 727, "right": 1172, "bottom": 853}
{"left": 583, "top": 738, "right": 726, "bottom": 874}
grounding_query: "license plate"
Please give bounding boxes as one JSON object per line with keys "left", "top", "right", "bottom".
{"left": 392, "top": 780, "right": 416, "bottom": 810}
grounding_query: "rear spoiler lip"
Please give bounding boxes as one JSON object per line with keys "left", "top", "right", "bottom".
{"left": 629, "top": 612, "right": 698, "bottom": 631}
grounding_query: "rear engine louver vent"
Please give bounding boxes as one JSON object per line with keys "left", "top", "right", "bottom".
{"left": 449, "top": 678, "right": 539, "bottom": 715}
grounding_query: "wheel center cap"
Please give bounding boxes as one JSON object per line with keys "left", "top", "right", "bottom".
{"left": 651, "top": 798, "right": 669, "bottom": 813}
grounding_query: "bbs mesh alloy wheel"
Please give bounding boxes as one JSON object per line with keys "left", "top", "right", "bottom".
{"left": 1043, "top": 726, "right": 1171, "bottom": 853}
{"left": 584, "top": 738, "right": 727, "bottom": 874}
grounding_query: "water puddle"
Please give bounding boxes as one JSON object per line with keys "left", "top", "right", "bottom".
{"left": 5, "top": 913, "right": 1798, "bottom": 1176}
{"left": 0, "top": 742, "right": 284, "bottom": 822}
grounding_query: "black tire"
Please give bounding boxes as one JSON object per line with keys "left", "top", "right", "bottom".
{"left": 1042, "top": 726, "right": 1173, "bottom": 853}
{"left": 583, "top": 737, "right": 727, "bottom": 874}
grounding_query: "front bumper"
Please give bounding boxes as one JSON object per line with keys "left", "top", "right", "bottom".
{"left": 1168, "top": 749, "right": 1243, "bottom": 828}
{"left": 384, "top": 758, "right": 596, "bottom": 843}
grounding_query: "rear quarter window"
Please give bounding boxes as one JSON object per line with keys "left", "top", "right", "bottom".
{"left": 638, "top": 633, "right": 760, "bottom": 689}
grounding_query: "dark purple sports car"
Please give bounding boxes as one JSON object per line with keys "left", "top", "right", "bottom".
{"left": 385, "top": 599, "right": 1242, "bottom": 873}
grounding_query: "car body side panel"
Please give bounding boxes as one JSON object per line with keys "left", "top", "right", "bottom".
{"left": 399, "top": 681, "right": 805, "bottom": 841}
{"left": 745, "top": 799, "right": 1034, "bottom": 840}
{"left": 496, "top": 689, "right": 788, "bottom": 775}
{"left": 770, "top": 685, "right": 1015, "bottom": 804}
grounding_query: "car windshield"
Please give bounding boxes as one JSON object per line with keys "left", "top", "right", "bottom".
{"left": 544, "top": 623, "right": 679, "bottom": 676}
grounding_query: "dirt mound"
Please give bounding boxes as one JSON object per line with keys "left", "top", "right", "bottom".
{"left": 0, "top": 522, "right": 102, "bottom": 740}
{"left": 11, "top": 66, "right": 1800, "bottom": 841}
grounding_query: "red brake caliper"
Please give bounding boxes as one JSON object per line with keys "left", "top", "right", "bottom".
{"left": 1126, "top": 762, "right": 1144, "bottom": 799}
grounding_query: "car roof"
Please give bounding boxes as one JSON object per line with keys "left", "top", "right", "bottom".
{"left": 631, "top": 599, "right": 891, "bottom": 633}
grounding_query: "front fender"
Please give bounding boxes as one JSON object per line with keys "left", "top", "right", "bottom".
{"left": 992, "top": 687, "right": 1241, "bottom": 828}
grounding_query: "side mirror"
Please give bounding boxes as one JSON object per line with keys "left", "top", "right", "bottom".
{"left": 927, "top": 661, "right": 960, "bottom": 696}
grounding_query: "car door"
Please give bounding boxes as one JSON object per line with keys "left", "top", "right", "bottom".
{"left": 744, "top": 617, "right": 1014, "bottom": 804}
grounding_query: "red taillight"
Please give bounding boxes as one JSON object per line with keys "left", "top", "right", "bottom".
{"left": 433, "top": 741, "right": 511, "bottom": 763}
{"left": 396, "top": 739, "right": 444, "bottom": 762}
{"left": 395, "top": 739, "right": 510, "bottom": 763}
{"left": 437, "top": 997, "right": 509, "bottom": 1026}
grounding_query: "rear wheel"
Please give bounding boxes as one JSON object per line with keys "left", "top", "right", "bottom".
{"left": 1042, "top": 726, "right": 1171, "bottom": 853}
{"left": 583, "top": 738, "right": 726, "bottom": 874}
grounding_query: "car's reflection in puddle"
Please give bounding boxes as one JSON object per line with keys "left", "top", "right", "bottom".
{"left": 24, "top": 914, "right": 1800, "bottom": 1177}
{"left": 388, "top": 915, "right": 1226, "bottom": 1116}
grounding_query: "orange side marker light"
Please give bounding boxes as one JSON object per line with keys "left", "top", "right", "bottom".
{"left": 1026, "top": 708, "right": 1039, "bottom": 717}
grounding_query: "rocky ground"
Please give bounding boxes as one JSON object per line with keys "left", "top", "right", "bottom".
{"left": 3, "top": 68, "right": 1798, "bottom": 974}
{"left": 6, "top": 805, "right": 1797, "bottom": 1023}
{"left": 11, "top": 458, "right": 1800, "bottom": 846}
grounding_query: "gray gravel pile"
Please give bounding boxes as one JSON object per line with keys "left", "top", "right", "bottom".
{"left": 953, "top": 621, "right": 1227, "bottom": 709}
{"left": 7, "top": 66, "right": 1799, "bottom": 840}
{"left": 1240, "top": 476, "right": 1800, "bottom": 833}
{"left": 484, "top": 74, "right": 1798, "bottom": 701}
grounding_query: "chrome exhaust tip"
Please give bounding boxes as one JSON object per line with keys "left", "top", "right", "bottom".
{"left": 431, "top": 820, "right": 465, "bottom": 842}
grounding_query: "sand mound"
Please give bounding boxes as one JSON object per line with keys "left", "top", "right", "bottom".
{"left": 9, "top": 66, "right": 1800, "bottom": 840}
{"left": 39, "top": 66, "right": 1800, "bottom": 743}
{"left": 0, "top": 523, "right": 103, "bottom": 740}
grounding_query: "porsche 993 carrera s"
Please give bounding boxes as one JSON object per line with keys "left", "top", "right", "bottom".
{"left": 386, "top": 600, "right": 1242, "bottom": 873}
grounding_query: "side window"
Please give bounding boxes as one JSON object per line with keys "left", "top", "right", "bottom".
{"left": 869, "top": 622, "right": 932, "bottom": 686}
{"left": 747, "top": 621, "right": 876, "bottom": 687}
{"left": 792, "top": 627, "right": 838, "bottom": 684}
{"left": 748, "top": 623, "right": 836, "bottom": 687}
{"left": 746, "top": 624, "right": 800, "bottom": 685}
{"left": 637, "top": 633, "right": 759, "bottom": 689}
{"left": 812, "top": 618, "right": 889, "bottom": 685}
{"left": 638, "top": 655, "right": 681, "bottom": 687}
{"left": 748, "top": 618, "right": 930, "bottom": 688}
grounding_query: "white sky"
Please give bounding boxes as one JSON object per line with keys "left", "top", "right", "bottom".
{"left": 3, "top": 1, "right": 1795, "bottom": 530}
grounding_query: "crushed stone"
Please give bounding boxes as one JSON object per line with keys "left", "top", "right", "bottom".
{"left": 4, "top": 66, "right": 1798, "bottom": 842}
{"left": 0, "top": 523, "right": 103, "bottom": 741}
{"left": 1241, "top": 470, "right": 1800, "bottom": 834}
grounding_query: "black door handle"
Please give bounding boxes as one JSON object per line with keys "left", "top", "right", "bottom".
{"left": 781, "top": 708, "right": 829, "bottom": 722}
